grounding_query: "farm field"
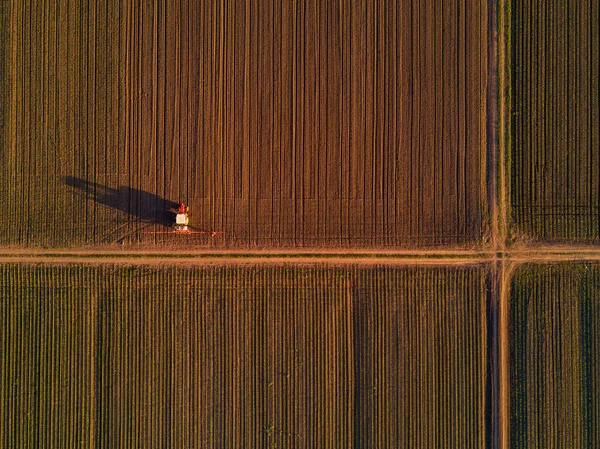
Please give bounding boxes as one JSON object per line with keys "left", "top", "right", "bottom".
{"left": 509, "top": 0, "right": 600, "bottom": 242}
{"left": 0, "top": 0, "right": 488, "bottom": 248}
{"left": 4, "top": 0, "right": 600, "bottom": 447}
{"left": 509, "top": 263, "right": 600, "bottom": 448}
{"left": 0, "top": 263, "right": 491, "bottom": 447}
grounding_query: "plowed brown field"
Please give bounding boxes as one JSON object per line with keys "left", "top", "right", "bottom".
{"left": 0, "top": 0, "right": 488, "bottom": 248}
{"left": 0, "top": 263, "right": 491, "bottom": 447}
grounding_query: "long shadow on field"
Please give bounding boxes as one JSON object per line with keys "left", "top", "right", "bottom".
{"left": 65, "top": 176, "right": 180, "bottom": 226}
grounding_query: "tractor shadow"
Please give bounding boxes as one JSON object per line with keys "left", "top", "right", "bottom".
{"left": 65, "top": 176, "right": 179, "bottom": 226}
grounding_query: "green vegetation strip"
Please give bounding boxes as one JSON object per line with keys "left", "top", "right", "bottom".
{"left": 0, "top": 265, "right": 490, "bottom": 447}
{"left": 0, "top": 252, "right": 495, "bottom": 260}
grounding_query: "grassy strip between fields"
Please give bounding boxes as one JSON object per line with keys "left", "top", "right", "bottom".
{"left": 0, "top": 252, "right": 495, "bottom": 260}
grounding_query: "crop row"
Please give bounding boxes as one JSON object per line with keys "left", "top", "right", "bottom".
{"left": 0, "top": 264, "right": 489, "bottom": 447}
{"left": 509, "top": 0, "right": 600, "bottom": 241}
{"left": 510, "top": 263, "right": 600, "bottom": 448}
{"left": 3, "top": 261, "right": 599, "bottom": 447}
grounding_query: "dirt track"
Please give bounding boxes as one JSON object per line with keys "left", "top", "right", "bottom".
{"left": 0, "top": 254, "right": 492, "bottom": 266}
{"left": 498, "top": 260, "right": 513, "bottom": 449}
{"left": 3, "top": 247, "right": 600, "bottom": 265}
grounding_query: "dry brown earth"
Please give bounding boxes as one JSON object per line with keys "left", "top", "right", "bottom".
{"left": 0, "top": 0, "right": 489, "bottom": 248}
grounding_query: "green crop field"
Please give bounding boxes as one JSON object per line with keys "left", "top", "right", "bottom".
{"left": 509, "top": 0, "right": 600, "bottom": 242}
{"left": 1, "top": 263, "right": 490, "bottom": 447}
{"left": 509, "top": 263, "right": 600, "bottom": 448}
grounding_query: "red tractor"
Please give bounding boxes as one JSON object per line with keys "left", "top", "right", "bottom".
{"left": 174, "top": 203, "right": 189, "bottom": 231}
{"left": 142, "top": 203, "right": 222, "bottom": 236}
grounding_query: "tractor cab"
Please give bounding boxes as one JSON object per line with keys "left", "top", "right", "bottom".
{"left": 174, "top": 204, "right": 189, "bottom": 231}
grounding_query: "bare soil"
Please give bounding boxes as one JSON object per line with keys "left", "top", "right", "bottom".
{"left": 0, "top": 0, "right": 489, "bottom": 248}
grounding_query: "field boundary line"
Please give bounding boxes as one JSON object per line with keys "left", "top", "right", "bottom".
{"left": 488, "top": 260, "right": 502, "bottom": 449}
{"left": 487, "top": 0, "right": 500, "bottom": 252}
{"left": 498, "top": 259, "right": 515, "bottom": 449}
{"left": 0, "top": 254, "right": 496, "bottom": 266}
{"left": 4, "top": 248, "right": 600, "bottom": 264}
{"left": 496, "top": 0, "right": 509, "bottom": 251}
